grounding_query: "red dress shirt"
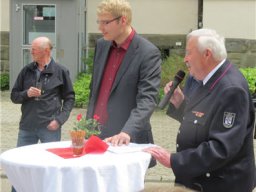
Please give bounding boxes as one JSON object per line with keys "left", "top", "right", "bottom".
{"left": 94, "top": 29, "right": 135, "bottom": 125}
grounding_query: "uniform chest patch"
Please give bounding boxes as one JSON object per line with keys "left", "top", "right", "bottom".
{"left": 223, "top": 112, "right": 236, "bottom": 128}
{"left": 192, "top": 111, "right": 205, "bottom": 117}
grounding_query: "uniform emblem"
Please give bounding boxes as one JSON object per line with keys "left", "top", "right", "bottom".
{"left": 223, "top": 112, "right": 236, "bottom": 128}
{"left": 192, "top": 111, "right": 205, "bottom": 117}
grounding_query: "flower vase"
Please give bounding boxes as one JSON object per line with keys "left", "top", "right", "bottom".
{"left": 69, "top": 130, "right": 86, "bottom": 156}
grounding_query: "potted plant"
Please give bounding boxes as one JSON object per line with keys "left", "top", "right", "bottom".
{"left": 69, "top": 114, "right": 101, "bottom": 156}
{"left": 72, "top": 114, "right": 101, "bottom": 139}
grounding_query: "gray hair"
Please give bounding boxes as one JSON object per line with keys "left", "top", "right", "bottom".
{"left": 187, "top": 28, "right": 227, "bottom": 61}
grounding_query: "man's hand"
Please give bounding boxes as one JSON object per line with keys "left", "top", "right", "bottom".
{"left": 143, "top": 146, "right": 171, "bottom": 168}
{"left": 27, "top": 87, "right": 41, "bottom": 98}
{"left": 105, "top": 132, "right": 131, "bottom": 146}
{"left": 164, "top": 81, "right": 184, "bottom": 109}
{"left": 47, "top": 120, "right": 60, "bottom": 131}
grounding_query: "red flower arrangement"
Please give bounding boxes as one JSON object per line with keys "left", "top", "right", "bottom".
{"left": 73, "top": 114, "right": 101, "bottom": 139}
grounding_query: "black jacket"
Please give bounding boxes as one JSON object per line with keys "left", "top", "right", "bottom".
{"left": 11, "top": 59, "right": 75, "bottom": 130}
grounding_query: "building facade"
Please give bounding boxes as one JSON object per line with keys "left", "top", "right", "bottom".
{"left": 1, "top": 0, "right": 255, "bottom": 87}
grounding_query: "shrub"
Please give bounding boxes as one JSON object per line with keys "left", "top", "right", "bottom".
{"left": 74, "top": 54, "right": 188, "bottom": 106}
{"left": 74, "top": 49, "right": 94, "bottom": 107}
{"left": 74, "top": 73, "right": 91, "bottom": 107}
{"left": 159, "top": 55, "right": 188, "bottom": 100}
{"left": 239, "top": 67, "right": 256, "bottom": 95}
{"left": 160, "top": 58, "right": 256, "bottom": 97}
{"left": 0, "top": 73, "right": 9, "bottom": 90}
{"left": 73, "top": 53, "right": 256, "bottom": 109}
{"left": 82, "top": 49, "right": 95, "bottom": 74}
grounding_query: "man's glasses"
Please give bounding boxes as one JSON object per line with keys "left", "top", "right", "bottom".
{"left": 96, "top": 16, "right": 122, "bottom": 25}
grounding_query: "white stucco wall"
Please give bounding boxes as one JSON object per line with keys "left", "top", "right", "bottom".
{"left": 2, "top": 0, "right": 255, "bottom": 39}
{"left": 203, "top": 0, "right": 256, "bottom": 39}
{"left": 87, "top": 0, "right": 198, "bottom": 35}
{"left": 0, "top": 0, "right": 10, "bottom": 31}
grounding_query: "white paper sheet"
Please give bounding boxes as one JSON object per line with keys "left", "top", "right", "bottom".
{"left": 107, "top": 143, "right": 156, "bottom": 154}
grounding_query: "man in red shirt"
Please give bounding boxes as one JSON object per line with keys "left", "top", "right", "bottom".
{"left": 86, "top": 0, "right": 161, "bottom": 150}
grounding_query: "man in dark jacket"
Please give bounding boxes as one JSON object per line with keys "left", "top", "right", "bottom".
{"left": 11, "top": 36, "right": 75, "bottom": 147}
{"left": 144, "top": 29, "right": 255, "bottom": 192}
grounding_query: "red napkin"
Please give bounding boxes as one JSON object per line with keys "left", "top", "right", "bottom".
{"left": 47, "top": 147, "right": 84, "bottom": 159}
{"left": 47, "top": 136, "right": 109, "bottom": 159}
{"left": 84, "top": 135, "right": 109, "bottom": 154}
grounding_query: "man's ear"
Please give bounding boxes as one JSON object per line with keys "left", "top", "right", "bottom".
{"left": 120, "top": 16, "right": 127, "bottom": 25}
{"left": 205, "top": 49, "right": 212, "bottom": 58}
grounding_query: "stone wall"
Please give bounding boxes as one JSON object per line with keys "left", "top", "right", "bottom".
{"left": 1, "top": 32, "right": 255, "bottom": 75}
{"left": 0, "top": 31, "right": 9, "bottom": 73}
{"left": 89, "top": 33, "right": 256, "bottom": 68}
{"left": 226, "top": 38, "right": 256, "bottom": 68}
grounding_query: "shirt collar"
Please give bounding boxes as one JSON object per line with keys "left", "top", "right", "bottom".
{"left": 112, "top": 28, "right": 135, "bottom": 50}
{"left": 203, "top": 59, "right": 226, "bottom": 85}
{"left": 36, "top": 58, "right": 52, "bottom": 71}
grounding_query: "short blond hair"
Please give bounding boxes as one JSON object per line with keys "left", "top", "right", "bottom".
{"left": 97, "top": 0, "right": 132, "bottom": 25}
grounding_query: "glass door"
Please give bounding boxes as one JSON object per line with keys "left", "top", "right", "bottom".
{"left": 22, "top": 4, "right": 56, "bottom": 66}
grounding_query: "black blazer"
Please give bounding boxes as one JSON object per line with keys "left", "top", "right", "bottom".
{"left": 87, "top": 33, "right": 161, "bottom": 145}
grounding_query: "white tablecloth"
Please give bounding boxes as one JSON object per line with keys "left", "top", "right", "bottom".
{"left": 0, "top": 141, "right": 153, "bottom": 192}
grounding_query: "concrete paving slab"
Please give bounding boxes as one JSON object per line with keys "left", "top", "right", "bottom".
{"left": 1, "top": 91, "right": 256, "bottom": 192}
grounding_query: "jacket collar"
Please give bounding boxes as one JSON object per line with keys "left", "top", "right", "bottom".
{"left": 186, "top": 60, "right": 232, "bottom": 111}
{"left": 28, "top": 58, "right": 56, "bottom": 74}
{"left": 110, "top": 32, "right": 138, "bottom": 94}
{"left": 94, "top": 32, "right": 139, "bottom": 94}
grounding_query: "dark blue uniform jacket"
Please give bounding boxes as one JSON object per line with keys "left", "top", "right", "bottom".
{"left": 167, "top": 60, "right": 255, "bottom": 192}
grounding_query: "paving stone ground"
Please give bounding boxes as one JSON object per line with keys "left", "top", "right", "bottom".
{"left": 1, "top": 91, "right": 256, "bottom": 191}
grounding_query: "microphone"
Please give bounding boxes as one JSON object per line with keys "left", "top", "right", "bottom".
{"left": 158, "top": 70, "right": 186, "bottom": 109}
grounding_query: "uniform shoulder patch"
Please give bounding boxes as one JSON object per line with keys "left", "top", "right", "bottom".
{"left": 223, "top": 112, "right": 236, "bottom": 128}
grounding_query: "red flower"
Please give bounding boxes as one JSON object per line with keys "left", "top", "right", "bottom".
{"left": 93, "top": 114, "right": 100, "bottom": 121}
{"left": 73, "top": 114, "right": 101, "bottom": 138}
{"left": 77, "top": 114, "right": 83, "bottom": 121}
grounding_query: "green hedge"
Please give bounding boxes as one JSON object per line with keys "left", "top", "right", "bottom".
{"left": 239, "top": 67, "right": 256, "bottom": 94}
{"left": 73, "top": 54, "right": 256, "bottom": 107}
{"left": 73, "top": 73, "right": 91, "bottom": 108}
{"left": 0, "top": 73, "right": 9, "bottom": 91}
